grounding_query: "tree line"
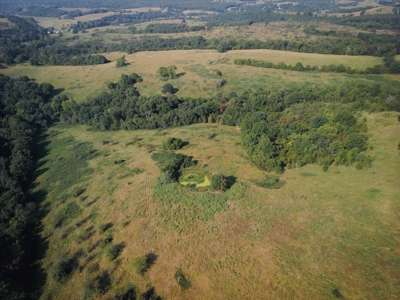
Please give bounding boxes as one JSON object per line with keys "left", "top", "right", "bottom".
{"left": 0, "top": 74, "right": 58, "bottom": 299}
{"left": 130, "top": 23, "right": 206, "bottom": 34}
{"left": 234, "top": 58, "right": 400, "bottom": 74}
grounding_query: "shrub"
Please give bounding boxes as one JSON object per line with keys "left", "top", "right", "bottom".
{"left": 92, "top": 271, "right": 111, "bottom": 295}
{"left": 253, "top": 175, "right": 284, "bottom": 189}
{"left": 210, "top": 174, "right": 227, "bottom": 191}
{"left": 131, "top": 256, "right": 147, "bottom": 275}
{"left": 49, "top": 254, "right": 77, "bottom": 283}
{"left": 113, "top": 284, "right": 137, "bottom": 300}
{"left": 99, "top": 234, "right": 113, "bottom": 249}
{"left": 174, "top": 269, "right": 190, "bottom": 290}
{"left": 162, "top": 137, "right": 183, "bottom": 150}
{"left": 162, "top": 83, "right": 178, "bottom": 94}
{"left": 106, "top": 244, "right": 120, "bottom": 260}
{"left": 87, "top": 263, "right": 100, "bottom": 274}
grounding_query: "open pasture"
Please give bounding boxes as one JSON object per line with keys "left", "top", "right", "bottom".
{"left": 2, "top": 49, "right": 397, "bottom": 102}
{"left": 32, "top": 111, "right": 400, "bottom": 299}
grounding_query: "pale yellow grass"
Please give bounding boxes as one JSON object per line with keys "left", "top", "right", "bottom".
{"left": 0, "top": 49, "right": 390, "bottom": 102}
{"left": 74, "top": 12, "right": 118, "bottom": 22}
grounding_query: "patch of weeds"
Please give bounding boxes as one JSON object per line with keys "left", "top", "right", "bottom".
{"left": 86, "top": 262, "right": 100, "bottom": 274}
{"left": 300, "top": 172, "right": 317, "bottom": 177}
{"left": 105, "top": 243, "right": 122, "bottom": 261}
{"left": 89, "top": 206, "right": 99, "bottom": 222}
{"left": 53, "top": 201, "right": 82, "bottom": 228}
{"left": 72, "top": 186, "right": 86, "bottom": 197}
{"left": 113, "top": 283, "right": 137, "bottom": 300}
{"left": 98, "top": 222, "right": 113, "bottom": 233}
{"left": 252, "top": 175, "right": 285, "bottom": 189}
{"left": 99, "top": 234, "right": 113, "bottom": 249}
{"left": 131, "top": 256, "right": 147, "bottom": 275}
{"left": 174, "top": 269, "right": 190, "bottom": 290}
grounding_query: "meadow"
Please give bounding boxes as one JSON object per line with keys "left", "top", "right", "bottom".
{"left": 31, "top": 111, "right": 400, "bottom": 299}
{"left": 1, "top": 49, "right": 397, "bottom": 102}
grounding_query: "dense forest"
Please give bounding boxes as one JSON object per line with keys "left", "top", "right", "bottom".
{"left": 0, "top": 75, "right": 57, "bottom": 299}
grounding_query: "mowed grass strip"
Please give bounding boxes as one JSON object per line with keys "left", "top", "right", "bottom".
{"left": 2, "top": 49, "right": 397, "bottom": 102}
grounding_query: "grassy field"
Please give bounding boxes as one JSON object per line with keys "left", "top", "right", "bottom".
{"left": 1, "top": 49, "right": 396, "bottom": 102}
{"left": 31, "top": 111, "right": 400, "bottom": 299}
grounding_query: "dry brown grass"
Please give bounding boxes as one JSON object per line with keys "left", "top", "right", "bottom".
{"left": 34, "top": 111, "right": 400, "bottom": 299}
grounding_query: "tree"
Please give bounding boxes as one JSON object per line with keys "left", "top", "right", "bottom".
{"left": 162, "top": 137, "right": 183, "bottom": 150}
{"left": 157, "top": 65, "right": 177, "bottom": 80}
{"left": 116, "top": 55, "right": 127, "bottom": 67}
{"left": 210, "top": 174, "right": 227, "bottom": 191}
{"left": 162, "top": 83, "right": 178, "bottom": 94}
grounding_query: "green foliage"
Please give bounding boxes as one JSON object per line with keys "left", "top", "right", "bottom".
{"left": 162, "top": 137, "right": 183, "bottom": 150}
{"left": 131, "top": 256, "right": 148, "bottom": 275}
{"left": 253, "top": 175, "right": 285, "bottom": 189}
{"left": 99, "top": 234, "right": 113, "bottom": 249}
{"left": 234, "top": 58, "right": 379, "bottom": 74}
{"left": 335, "top": 111, "right": 357, "bottom": 127}
{"left": 312, "top": 116, "right": 328, "bottom": 128}
{"left": 210, "top": 174, "right": 227, "bottom": 191}
{"left": 106, "top": 244, "right": 121, "bottom": 260}
{"left": 53, "top": 201, "right": 82, "bottom": 228}
{"left": 162, "top": 83, "right": 178, "bottom": 94}
{"left": 157, "top": 65, "right": 177, "bottom": 80}
{"left": 174, "top": 269, "right": 190, "bottom": 290}
{"left": 116, "top": 55, "right": 127, "bottom": 68}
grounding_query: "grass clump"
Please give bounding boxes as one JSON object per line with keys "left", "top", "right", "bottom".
{"left": 253, "top": 175, "right": 285, "bottom": 189}
{"left": 105, "top": 244, "right": 122, "bottom": 261}
{"left": 131, "top": 256, "right": 148, "bottom": 275}
{"left": 174, "top": 269, "right": 190, "bottom": 290}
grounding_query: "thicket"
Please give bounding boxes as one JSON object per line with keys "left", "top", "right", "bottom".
{"left": 132, "top": 23, "right": 206, "bottom": 34}
{"left": 234, "top": 58, "right": 400, "bottom": 74}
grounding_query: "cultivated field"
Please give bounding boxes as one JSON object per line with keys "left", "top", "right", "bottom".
{"left": 32, "top": 111, "right": 400, "bottom": 299}
{"left": 2, "top": 49, "right": 397, "bottom": 103}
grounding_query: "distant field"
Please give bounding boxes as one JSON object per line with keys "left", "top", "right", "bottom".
{"left": 0, "top": 18, "right": 15, "bottom": 30}
{"left": 124, "top": 7, "right": 165, "bottom": 13}
{"left": 32, "top": 111, "right": 400, "bottom": 299}
{"left": 2, "top": 49, "right": 397, "bottom": 102}
{"left": 75, "top": 11, "right": 118, "bottom": 22}
{"left": 34, "top": 17, "right": 76, "bottom": 29}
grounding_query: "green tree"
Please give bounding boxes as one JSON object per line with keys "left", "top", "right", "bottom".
{"left": 210, "top": 174, "right": 227, "bottom": 191}
{"left": 116, "top": 55, "right": 127, "bottom": 67}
